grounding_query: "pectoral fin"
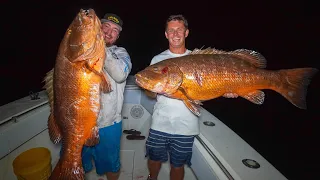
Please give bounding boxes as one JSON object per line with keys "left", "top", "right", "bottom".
{"left": 100, "top": 72, "right": 112, "bottom": 93}
{"left": 178, "top": 87, "right": 203, "bottom": 105}
{"left": 172, "top": 87, "right": 202, "bottom": 116}
{"left": 241, "top": 90, "right": 265, "bottom": 104}
{"left": 84, "top": 126, "right": 100, "bottom": 146}
{"left": 183, "top": 100, "right": 201, "bottom": 116}
{"left": 48, "top": 113, "right": 62, "bottom": 144}
{"left": 84, "top": 61, "right": 112, "bottom": 93}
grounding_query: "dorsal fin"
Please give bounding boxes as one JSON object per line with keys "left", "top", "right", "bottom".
{"left": 190, "top": 47, "right": 267, "bottom": 68}
{"left": 190, "top": 47, "right": 228, "bottom": 55}
{"left": 42, "top": 68, "right": 63, "bottom": 144}
{"left": 231, "top": 49, "right": 267, "bottom": 68}
{"left": 43, "top": 68, "right": 55, "bottom": 107}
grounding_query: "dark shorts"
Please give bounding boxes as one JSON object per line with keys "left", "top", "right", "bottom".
{"left": 145, "top": 129, "right": 195, "bottom": 168}
{"left": 82, "top": 121, "right": 122, "bottom": 175}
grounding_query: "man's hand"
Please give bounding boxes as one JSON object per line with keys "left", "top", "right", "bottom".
{"left": 223, "top": 93, "right": 239, "bottom": 98}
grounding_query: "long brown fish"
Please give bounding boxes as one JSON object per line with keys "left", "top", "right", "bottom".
{"left": 135, "top": 48, "right": 318, "bottom": 116}
{"left": 43, "top": 9, "right": 111, "bottom": 179}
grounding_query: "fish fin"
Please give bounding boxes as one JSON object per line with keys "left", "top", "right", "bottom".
{"left": 223, "top": 93, "right": 239, "bottom": 98}
{"left": 43, "top": 68, "right": 62, "bottom": 144}
{"left": 84, "top": 126, "right": 100, "bottom": 146}
{"left": 276, "top": 68, "right": 318, "bottom": 109}
{"left": 100, "top": 72, "right": 112, "bottom": 93}
{"left": 84, "top": 61, "right": 112, "bottom": 93}
{"left": 178, "top": 87, "right": 203, "bottom": 105}
{"left": 144, "top": 90, "right": 157, "bottom": 98}
{"left": 49, "top": 158, "right": 84, "bottom": 180}
{"left": 43, "top": 68, "right": 54, "bottom": 109}
{"left": 231, "top": 49, "right": 267, "bottom": 68}
{"left": 241, "top": 90, "right": 265, "bottom": 105}
{"left": 190, "top": 47, "right": 228, "bottom": 55}
{"left": 178, "top": 87, "right": 202, "bottom": 115}
{"left": 190, "top": 47, "right": 267, "bottom": 68}
{"left": 48, "top": 113, "right": 62, "bottom": 144}
{"left": 193, "top": 100, "right": 203, "bottom": 105}
{"left": 178, "top": 87, "right": 193, "bottom": 100}
{"left": 183, "top": 100, "right": 201, "bottom": 116}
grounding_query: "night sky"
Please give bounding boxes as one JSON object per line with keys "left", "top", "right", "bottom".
{"left": 2, "top": 0, "right": 319, "bottom": 179}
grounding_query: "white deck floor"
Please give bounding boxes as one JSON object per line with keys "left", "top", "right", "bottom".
{"left": 85, "top": 131, "right": 197, "bottom": 180}
{"left": 0, "top": 129, "right": 196, "bottom": 180}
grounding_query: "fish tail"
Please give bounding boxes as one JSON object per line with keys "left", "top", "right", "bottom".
{"left": 49, "top": 144, "right": 85, "bottom": 180}
{"left": 276, "top": 68, "right": 318, "bottom": 109}
{"left": 49, "top": 160, "right": 62, "bottom": 180}
{"left": 49, "top": 159, "right": 85, "bottom": 180}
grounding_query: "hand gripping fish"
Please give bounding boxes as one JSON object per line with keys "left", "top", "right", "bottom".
{"left": 135, "top": 48, "right": 318, "bottom": 116}
{"left": 43, "top": 9, "right": 111, "bottom": 179}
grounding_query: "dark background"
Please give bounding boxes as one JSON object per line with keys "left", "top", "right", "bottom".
{"left": 1, "top": 0, "right": 319, "bottom": 179}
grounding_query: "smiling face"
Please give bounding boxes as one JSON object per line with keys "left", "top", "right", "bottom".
{"left": 101, "top": 21, "right": 121, "bottom": 46}
{"left": 165, "top": 20, "right": 189, "bottom": 49}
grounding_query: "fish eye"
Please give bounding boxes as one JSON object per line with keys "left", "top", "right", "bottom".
{"left": 153, "top": 67, "right": 158, "bottom": 71}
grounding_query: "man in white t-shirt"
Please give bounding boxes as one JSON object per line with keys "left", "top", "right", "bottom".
{"left": 145, "top": 14, "right": 238, "bottom": 180}
{"left": 145, "top": 14, "right": 197, "bottom": 180}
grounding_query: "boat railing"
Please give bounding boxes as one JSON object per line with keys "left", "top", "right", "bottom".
{"left": 195, "top": 135, "right": 234, "bottom": 180}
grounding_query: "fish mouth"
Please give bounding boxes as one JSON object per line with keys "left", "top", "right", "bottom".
{"left": 80, "top": 8, "right": 95, "bottom": 18}
{"left": 134, "top": 74, "right": 144, "bottom": 86}
{"left": 68, "top": 8, "right": 100, "bottom": 54}
{"left": 135, "top": 73, "right": 150, "bottom": 90}
{"left": 75, "top": 9, "right": 96, "bottom": 27}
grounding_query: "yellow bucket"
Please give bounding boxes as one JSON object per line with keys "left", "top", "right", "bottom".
{"left": 12, "top": 147, "right": 52, "bottom": 180}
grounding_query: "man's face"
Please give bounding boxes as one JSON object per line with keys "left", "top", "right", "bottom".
{"left": 101, "top": 22, "right": 120, "bottom": 46}
{"left": 165, "top": 20, "right": 189, "bottom": 48}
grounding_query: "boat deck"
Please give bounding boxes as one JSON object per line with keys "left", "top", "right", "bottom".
{"left": 0, "top": 85, "right": 288, "bottom": 180}
{"left": 85, "top": 129, "right": 197, "bottom": 180}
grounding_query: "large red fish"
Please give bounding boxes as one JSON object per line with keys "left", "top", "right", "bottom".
{"left": 43, "top": 9, "right": 111, "bottom": 179}
{"left": 135, "top": 48, "right": 318, "bottom": 116}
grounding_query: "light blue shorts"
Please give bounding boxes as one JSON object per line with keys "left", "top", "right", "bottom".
{"left": 145, "top": 129, "right": 195, "bottom": 167}
{"left": 82, "top": 121, "right": 122, "bottom": 175}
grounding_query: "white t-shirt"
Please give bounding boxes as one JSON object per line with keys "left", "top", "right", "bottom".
{"left": 150, "top": 49, "right": 200, "bottom": 135}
